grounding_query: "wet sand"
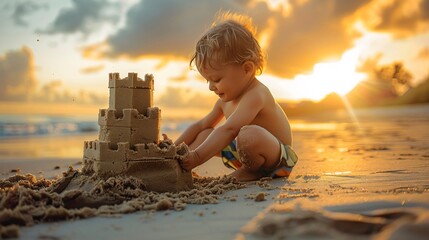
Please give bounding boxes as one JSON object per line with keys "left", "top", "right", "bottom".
{"left": 1, "top": 104, "right": 429, "bottom": 239}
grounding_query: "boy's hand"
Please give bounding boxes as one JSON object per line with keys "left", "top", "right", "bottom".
{"left": 179, "top": 150, "right": 201, "bottom": 171}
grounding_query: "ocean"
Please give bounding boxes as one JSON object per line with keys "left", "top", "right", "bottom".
{"left": 0, "top": 114, "right": 194, "bottom": 139}
{"left": 0, "top": 115, "right": 99, "bottom": 138}
{"left": 0, "top": 103, "right": 428, "bottom": 160}
{"left": 0, "top": 114, "right": 193, "bottom": 160}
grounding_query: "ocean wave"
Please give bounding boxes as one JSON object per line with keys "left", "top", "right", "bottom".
{"left": 0, "top": 115, "right": 98, "bottom": 138}
{"left": 0, "top": 115, "right": 193, "bottom": 138}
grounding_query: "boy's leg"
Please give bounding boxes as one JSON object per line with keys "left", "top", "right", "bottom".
{"left": 231, "top": 125, "right": 281, "bottom": 181}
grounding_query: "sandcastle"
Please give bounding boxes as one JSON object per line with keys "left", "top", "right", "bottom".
{"left": 83, "top": 72, "right": 193, "bottom": 192}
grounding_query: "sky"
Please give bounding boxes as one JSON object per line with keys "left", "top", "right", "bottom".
{"left": 0, "top": 0, "right": 429, "bottom": 116}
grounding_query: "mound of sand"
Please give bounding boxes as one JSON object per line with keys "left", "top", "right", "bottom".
{"left": 239, "top": 199, "right": 429, "bottom": 239}
{"left": 0, "top": 167, "right": 246, "bottom": 237}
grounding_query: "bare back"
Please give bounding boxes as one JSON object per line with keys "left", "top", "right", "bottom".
{"left": 220, "top": 80, "right": 292, "bottom": 145}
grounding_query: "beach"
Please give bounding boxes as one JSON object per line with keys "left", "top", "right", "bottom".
{"left": 1, "top": 104, "right": 429, "bottom": 239}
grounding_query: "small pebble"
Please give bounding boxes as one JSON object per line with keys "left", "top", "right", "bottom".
{"left": 156, "top": 199, "right": 173, "bottom": 211}
{"left": 255, "top": 192, "right": 266, "bottom": 202}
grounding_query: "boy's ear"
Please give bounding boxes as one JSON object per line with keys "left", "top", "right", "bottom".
{"left": 242, "top": 61, "right": 255, "bottom": 75}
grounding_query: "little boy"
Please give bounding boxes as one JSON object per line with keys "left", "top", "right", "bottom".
{"left": 175, "top": 13, "right": 298, "bottom": 181}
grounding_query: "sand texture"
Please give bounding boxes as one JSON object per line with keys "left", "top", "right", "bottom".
{"left": 0, "top": 104, "right": 428, "bottom": 239}
{"left": 0, "top": 167, "right": 246, "bottom": 236}
{"left": 239, "top": 199, "right": 429, "bottom": 239}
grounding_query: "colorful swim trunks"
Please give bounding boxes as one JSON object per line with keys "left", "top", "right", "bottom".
{"left": 220, "top": 139, "right": 298, "bottom": 178}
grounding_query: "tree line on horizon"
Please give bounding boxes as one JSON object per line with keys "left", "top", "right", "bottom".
{"left": 280, "top": 63, "right": 429, "bottom": 117}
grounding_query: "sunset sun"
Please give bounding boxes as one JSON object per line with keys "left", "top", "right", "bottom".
{"left": 263, "top": 48, "right": 368, "bottom": 102}
{"left": 307, "top": 48, "right": 367, "bottom": 97}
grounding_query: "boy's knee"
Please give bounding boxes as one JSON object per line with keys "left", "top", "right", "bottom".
{"left": 237, "top": 125, "right": 263, "bottom": 152}
{"left": 238, "top": 125, "right": 262, "bottom": 141}
{"left": 236, "top": 125, "right": 265, "bottom": 169}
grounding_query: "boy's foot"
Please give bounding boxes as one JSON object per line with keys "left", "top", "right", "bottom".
{"left": 230, "top": 168, "right": 263, "bottom": 181}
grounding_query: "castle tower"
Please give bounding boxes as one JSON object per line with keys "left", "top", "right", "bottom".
{"left": 83, "top": 72, "right": 193, "bottom": 192}
{"left": 108, "top": 72, "right": 153, "bottom": 115}
{"left": 100, "top": 73, "right": 159, "bottom": 146}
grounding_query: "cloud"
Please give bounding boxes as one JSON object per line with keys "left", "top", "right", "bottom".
{"left": 82, "top": 0, "right": 373, "bottom": 78}
{"left": 416, "top": 47, "right": 429, "bottom": 59}
{"left": 33, "top": 80, "right": 107, "bottom": 104}
{"left": 358, "top": 0, "right": 429, "bottom": 38}
{"left": 0, "top": 46, "right": 106, "bottom": 104}
{"left": 11, "top": 1, "right": 48, "bottom": 27}
{"left": 81, "top": 0, "right": 429, "bottom": 78}
{"left": 80, "top": 64, "right": 105, "bottom": 74}
{"left": 0, "top": 46, "right": 37, "bottom": 101}
{"left": 168, "top": 68, "right": 206, "bottom": 82}
{"left": 356, "top": 53, "right": 383, "bottom": 80}
{"left": 265, "top": 0, "right": 368, "bottom": 77}
{"left": 89, "top": 0, "right": 270, "bottom": 59}
{"left": 169, "top": 70, "right": 189, "bottom": 82}
{"left": 38, "top": 0, "right": 120, "bottom": 35}
{"left": 157, "top": 87, "right": 216, "bottom": 108}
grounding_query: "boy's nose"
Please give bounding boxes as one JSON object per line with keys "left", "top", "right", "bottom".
{"left": 209, "top": 82, "right": 216, "bottom": 91}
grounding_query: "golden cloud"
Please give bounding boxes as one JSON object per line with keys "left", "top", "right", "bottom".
{"left": 357, "top": 0, "right": 429, "bottom": 38}
{"left": 0, "top": 46, "right": 37, "bottom": 101}
{"left": 157, "top": 87, "right": 216, "bottom": 109}
{"left": 0, "top": 46, "right": 106, "bottom": 105}
{"left": 79, "top": 0, "right": 428, "bottom": 79}
{"left": 80, "top": 64, "right": 105, "bottom": 74}
{"left": 417, "top": 47, "right": 429, "bottom": 59}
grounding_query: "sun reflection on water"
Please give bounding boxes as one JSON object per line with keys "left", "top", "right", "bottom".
{"left": 325, "top": 171, "right": 352, "bottom": 176}
{"left": 291, "top": 122, "right": 338, "bottom": 131}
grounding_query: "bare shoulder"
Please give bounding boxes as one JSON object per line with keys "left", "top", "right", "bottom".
{"left": 243, "top": 80, "right": 273, "bottom": 102}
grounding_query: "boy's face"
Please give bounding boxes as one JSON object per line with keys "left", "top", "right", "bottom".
{"left": 201, "top": 62, "right": 252, "bottom": 102}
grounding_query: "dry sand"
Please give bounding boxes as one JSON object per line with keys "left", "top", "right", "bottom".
{"left": 239, "top": 199, "right": 429, "bottom": 239}
{"left": 0, "top": 164, "right": 246, "bottom": 238}
{"left": 1, "top": 104, "right": 429, "bottom": 239}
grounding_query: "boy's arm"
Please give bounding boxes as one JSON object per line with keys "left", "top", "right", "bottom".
{"left": 174, "top": 100, "right": 224, "bottom": 146}
{"left": 193, "top": 90, "right": 265, "bottom": 165}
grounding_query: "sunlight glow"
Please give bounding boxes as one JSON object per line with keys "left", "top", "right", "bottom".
{"left": 261, "top": 48, "right": 367, "bottom": 101}
{"left": 340, "top": 95, "right": 361, "bottom": 129}
{"left": 265, "top": 0, "right": 292, "bottom": 17}
{"left": 252, "top": 0, "right": 292, "bottom": 17}
{"left": 291, "top": 122, "right": 338, "bottom": 131}
{"left": 258, "top": 17, "right": 277, "bottom": 51}
{"left": 293, "top": 48, "right": 367, "bottom": 100}
{"left": 297, "top": 49, "right": 365, "bottom": 95}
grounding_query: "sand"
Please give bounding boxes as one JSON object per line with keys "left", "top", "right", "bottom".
{"left": 0, "top": 166, "right": 246, "bottom": 236}
{"left": 239, "top": 199, "right": 429, "bottom": 239}
{"left": 1, "top": 104, "right": 429, "bottom": 239}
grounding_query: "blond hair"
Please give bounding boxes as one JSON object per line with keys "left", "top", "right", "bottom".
{"left": 190, "top": 12, "right": 265, "bottom": 75}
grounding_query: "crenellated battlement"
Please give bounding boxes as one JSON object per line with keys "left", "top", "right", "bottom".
{"left": 99, "top": 108, "right": 160, "bottom": 127}
{"left": 84, "top": 140, "right": 176, "bottom": 162}
{"left": 109, "top": 72, "right": 154, "bottom": 89}
{"left": 84, "top": 140, "right": 128, "bottom": 162}
{"left": 129, "top": 142, "right": 176, "bottom": 159}
{"left": 108, "top": 72, "right": 154, "bottom": 113}
{"left": 82, "top": 72, "right": 193, "bottom": 192}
